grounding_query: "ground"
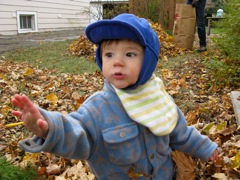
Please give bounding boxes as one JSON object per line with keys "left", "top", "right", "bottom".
{"left": 0, "top": 29, "right": 84, "bottom": 54}
{"left": 0, "top": 28, "right": 216, "bottom": 54}
{"left": 0, "top": 29, "right": 239, "bottom": 179}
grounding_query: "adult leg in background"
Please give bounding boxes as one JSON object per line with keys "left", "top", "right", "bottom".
{"left": 186, "top": 0, "right": 207, "bottom": 52}
{"left": 196, "top": 0, "right": 207, "bottom": 50}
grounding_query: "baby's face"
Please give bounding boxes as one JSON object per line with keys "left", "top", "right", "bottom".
{"left": 101, "top": 39, "right": 144, "bottom": 89}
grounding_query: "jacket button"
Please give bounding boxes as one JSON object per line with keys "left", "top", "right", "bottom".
{"left": 120, "top": 131, "right": 126, "bottom": 138}
{"left": 146, "top": 128, "right": 151, "bottom": 134}
{"left": 151, "top": 154, "right": 154, "bottom": 159}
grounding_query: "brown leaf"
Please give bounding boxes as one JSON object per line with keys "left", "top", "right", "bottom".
{"left": 218, "top": 124, "right": 237, "bottom": 136}
{"left": 47, "top": 164, "right": 63, "bottom": 175}
{"left": 211, "top": 173, "right": 228, "bottom": 180}
{"left": 185, "top": 110, "right": 199, "bottom": 125}
{"left": 171, "top": 150, "right": 196, "bottom": 180}
{"left": 38, "top": 167, "right": 47, "bottom": 176}
{"left": 167, "top": 79, "right": 181, "bottom": 91}
{"left": 55, "top": 161, "right": 95, "bottom": 180}
{"left": 72, "top": 91, "right": 81, "bottom": 100}
{"left": 161, "top": 69, "right": 174, "bottom": 79}
{"left": 234, "top": 140, "right": 240, "bottom": 148}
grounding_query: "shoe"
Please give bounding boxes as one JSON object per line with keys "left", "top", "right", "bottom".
{"left": 197, "top": 46, "right": 207, "bottom": 52}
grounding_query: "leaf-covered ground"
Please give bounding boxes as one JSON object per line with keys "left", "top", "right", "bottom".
{"left": 0, "top": 23, "right": 239, "bottom": 179}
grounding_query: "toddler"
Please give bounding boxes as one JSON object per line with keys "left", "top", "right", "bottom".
{"left": 12, "top": 13, "right": 218, "bottom": 179}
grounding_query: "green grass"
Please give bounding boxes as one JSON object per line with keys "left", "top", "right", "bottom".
{"left": 0, "top": 156, "right": 38, "bottom": 180}
{"left": 209, "top": 26, "right": 222, "bottom": 34}
{"left": 2, "top": 40, "right": 99, "bottom": 75}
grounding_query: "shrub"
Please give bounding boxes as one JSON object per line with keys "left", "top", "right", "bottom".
{"left": 209, "top": 0, "right": 240, "bottom": 87}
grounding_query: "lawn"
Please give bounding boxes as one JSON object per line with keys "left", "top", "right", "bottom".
{"left": 2, "top": 40, "right": 99, "bottom": 75}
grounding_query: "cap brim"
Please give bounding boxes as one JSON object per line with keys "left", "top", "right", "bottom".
{"left": 85, "top": 20, "right": 146, "bottom": 46}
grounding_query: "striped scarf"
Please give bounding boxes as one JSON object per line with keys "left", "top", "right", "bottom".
{"left": 113, "top": 74, "right": 178, "bottom": 136}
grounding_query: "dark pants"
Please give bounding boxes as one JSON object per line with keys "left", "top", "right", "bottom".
{"left": 186, "top": 0, "right": 207, "bottom": 47}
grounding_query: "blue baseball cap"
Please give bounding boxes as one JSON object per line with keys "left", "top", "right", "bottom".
{"left": 85, "top": 13, "right": 160, "bottom": 89}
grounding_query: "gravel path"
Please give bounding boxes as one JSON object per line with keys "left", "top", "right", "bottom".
{"left": 0, "top": 29, "right": 84, "bottom": 54}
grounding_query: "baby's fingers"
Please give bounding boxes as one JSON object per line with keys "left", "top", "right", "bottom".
{"left": 37, "top": 119, "right": 49, "bottom": 138}
{"left": 12, "top": 94, "right": 32, "bottom": 109}
{"left": 12, "top": 94, "right": 37, "bottom": 113}
{"left": 209, "top": 150, "right": 218, "bottom": 161}
{"left": 12, "top": 94, "right": 24, "bottom": 109}
{"left": 11, "top": 110, "right": 22, "bottom": 118}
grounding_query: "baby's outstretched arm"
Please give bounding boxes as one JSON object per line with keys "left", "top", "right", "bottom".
{"left": 12, "top": 94, "right": 49, "bottom": 138}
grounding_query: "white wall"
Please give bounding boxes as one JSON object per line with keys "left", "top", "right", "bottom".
{"left": 0, "top": 0, "right": 91, "bottom": 35}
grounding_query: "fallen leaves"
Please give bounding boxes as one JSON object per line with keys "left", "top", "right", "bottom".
{"left": 171, "top": 150, "right": 196, "bottom": 180}
{"left": 150, "top": 22, "right": 189, "bottom": 58}
{"left": 46, "top": 93, "right": 58, "bottom": 105}
{"left": 67, "top": 20, "right": 189, "bottom": 60}
{"left": 67, "top": 35, "right": 96, "bottom": 61}
{"left": 1, "top": 35, "right": 240, "bottom": 179}
{"left": 0, "top": 59, "right": 103, "bottom": 179}
{"left": 55, "top": 161, "right": 95, "bottom": 180}
{"left": 160, "top": 54, "right": 240, "bottom": 178}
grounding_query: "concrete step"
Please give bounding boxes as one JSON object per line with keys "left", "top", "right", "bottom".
{"left": 230, "top": 91, "right": 240, "bottom": 125}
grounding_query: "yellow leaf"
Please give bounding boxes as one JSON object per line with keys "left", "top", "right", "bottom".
{"left": 93, "top": 44, "right": 97, "bottom": 51}
{"left": 1, "top": 105, "right": 11, "bottom": 118}
{"left": 24, "top": 67, "right": 34, "bottom": 76}
{"left": 163, "top": 56, "right": 168, "bottom": 62}
{"left": 202, "top": 122, "right": 214, "bottom": 135}
{"left": 0, "top": 73, "right": 7, "bottom": 80}
{"left": 46, "top": 93, "right": 58, "bottom": 104}
{"left": 5, "top": 122, "right": 24, "bottom": 128}
{"left": 216, "top": 121, "right": 227, "bottom": 131}
{"left": 218, "top": 124, "right": 237, "bottom": 136}
{"left": 21, "top": 152, "right": 41, "bottom": 166}
{"left": 231, "top": 151, "right": 240, "bottom": 170}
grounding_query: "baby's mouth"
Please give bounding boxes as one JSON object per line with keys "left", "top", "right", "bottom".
{"left": 113, "top": 72, "right": 125, "bottom": 80}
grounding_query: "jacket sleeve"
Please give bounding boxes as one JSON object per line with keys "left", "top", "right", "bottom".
{"left": 18, "top": 107, "right": 92, "bottom": 160}
{"left": 169, "top": 108, "right": 218, "bottom": 161}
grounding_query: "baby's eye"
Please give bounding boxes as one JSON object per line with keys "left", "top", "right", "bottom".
{"left": 126, "top": 52, "right": 136, "bottom": 57}
{"left": 104, "top": 52, "right": 113, "bottom": 58}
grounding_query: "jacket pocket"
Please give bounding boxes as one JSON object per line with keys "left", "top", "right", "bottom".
{"left": 102, "top": 122, "right": 141, "bottom": 165}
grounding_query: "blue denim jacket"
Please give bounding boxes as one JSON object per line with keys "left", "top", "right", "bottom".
{"left": 19, "top": 80, "right": 217, "bottom": 179}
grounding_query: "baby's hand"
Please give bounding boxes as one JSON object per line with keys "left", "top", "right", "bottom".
{"left": 11, "top": 94, "right": 49, "bottom": 138}
{"left": 208, "top": 149, "right": 218, "bottom": 161}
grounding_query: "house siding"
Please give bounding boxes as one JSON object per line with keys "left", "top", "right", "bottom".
{"left": 0, "top": 0, "right": 90, "bottom": 35}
